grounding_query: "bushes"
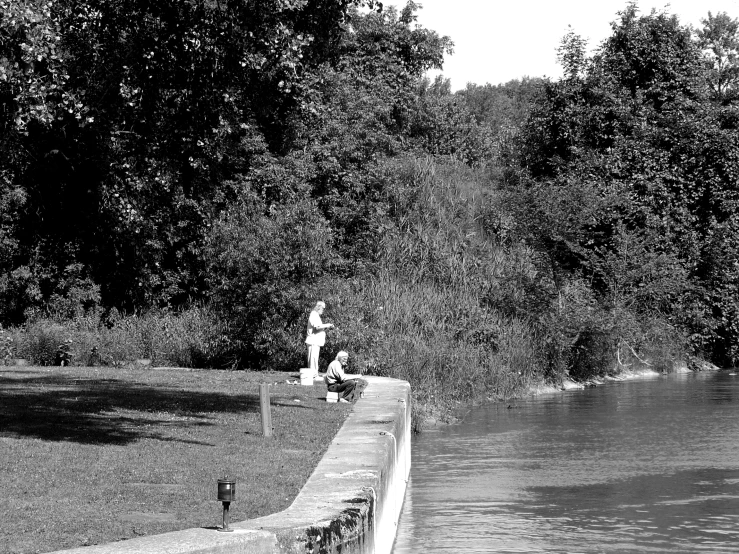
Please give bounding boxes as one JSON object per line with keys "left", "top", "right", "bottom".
{"left": 20, "top": 323, "right": 69, "bottom": 366}
{"left": 205, "top": 186, "right": 336, "bottom": 369}
{"left": 351, "top": 273, "right": 540, "bottom": 409}
{"left": 191, "top": 156, "right": 557, "bottom": 426}
{"left": 0, "top": 267, "right": 42, "bottom": 326}
{"left": 359, "top": 157, "right": 691, "bottom": 420}
{"left": 7, "top": 306, "right": 229, "bottom": 368}
{"left": 1, "top": 326, "right": 18, "bottom": 364}
{"left": 333, "top": 158, "right": 547, "bottom": 424}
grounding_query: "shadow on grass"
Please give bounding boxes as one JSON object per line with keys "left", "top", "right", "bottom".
{"left": 0, "top": 372, "right": 261, "bottom": 445}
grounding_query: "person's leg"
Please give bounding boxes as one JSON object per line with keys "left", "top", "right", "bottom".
{"left": 307, "top": 345, "right": 320, "bottom": 376}
{"left": 336, "top": 380, "right": 356, "bottom": 402}
{"left": 313, "top": 346, "right": 321, "bottom": 376}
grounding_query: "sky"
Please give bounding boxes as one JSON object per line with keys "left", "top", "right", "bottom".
{"left": 377, "top": 0, "right": 739, "bottom": 90}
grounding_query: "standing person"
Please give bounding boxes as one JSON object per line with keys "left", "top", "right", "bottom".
{"left": 325, "top": 351, "right": 364, "bottom": 403}
{"left": 305, "top": 301, "right": 334, "bottom": 378}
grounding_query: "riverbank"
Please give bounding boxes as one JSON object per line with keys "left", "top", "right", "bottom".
{"left": 531, "top": 360, "right": 722, "bottom": 396}
{"left": 420, "top": 361, "right": 722, "bottom": 430}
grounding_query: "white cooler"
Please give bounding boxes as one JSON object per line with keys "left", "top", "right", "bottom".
{"left": 299, "top": 367, "right": 313, "bottom": 386}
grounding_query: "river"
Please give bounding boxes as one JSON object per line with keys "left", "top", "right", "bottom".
{"left": 392, "top": 371, "right": 739, "bottom": 553}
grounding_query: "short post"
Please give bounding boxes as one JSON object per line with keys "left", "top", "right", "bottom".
{"left": 260, "top": 383, "right": 272, "bottom": 437}
{"left": 217, "top": 477, "right": 236, "bottom": 532}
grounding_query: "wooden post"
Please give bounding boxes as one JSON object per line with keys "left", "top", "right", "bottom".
{"left": 259, "top": 383, "right": 273, "bottom": 437}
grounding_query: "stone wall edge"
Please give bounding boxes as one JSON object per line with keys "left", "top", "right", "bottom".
{"left": 49, "top": 376, "right": 411, "bottom": 554}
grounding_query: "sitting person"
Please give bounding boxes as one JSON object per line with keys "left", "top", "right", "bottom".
{"left": 325, "top": 351, "right": 365, "bottom": 403}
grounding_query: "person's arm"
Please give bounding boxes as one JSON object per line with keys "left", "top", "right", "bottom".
{"left": 336, "top": 364, "right": 361, "bottom": 381}
{"left": 309, "top": 312, "right": 334, "bottom": 330}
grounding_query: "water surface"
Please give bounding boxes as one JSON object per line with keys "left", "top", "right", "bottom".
{"left": 393, "top": 372, "right": 739, "bottom": 553}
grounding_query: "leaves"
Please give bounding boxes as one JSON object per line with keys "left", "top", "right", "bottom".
{"left": 696, "top": 11, "right": 739, "bottom": 101}
{"left": 510, "top": 5, "right": 739, "bottom": 365}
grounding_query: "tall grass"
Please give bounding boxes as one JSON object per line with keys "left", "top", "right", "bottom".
{"left": 6, "top": 306, "right": 230, "bottom": 368}
{"left": 352, "top": 273, "right": 540, "bottom": 429}
{"left": 333, "top": 158, "right": 549, "bottom": 428}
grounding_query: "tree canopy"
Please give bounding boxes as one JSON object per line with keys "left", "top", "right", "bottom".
{"left": 4, "top": 1, "right": 739, "bottom": 372}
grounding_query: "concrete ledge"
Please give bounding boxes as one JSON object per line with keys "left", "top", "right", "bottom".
{"left": 51, "top": 376, "right": 411, "bottom": 554}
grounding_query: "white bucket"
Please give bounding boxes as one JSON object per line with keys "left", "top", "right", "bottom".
{"left": 299, "top": 367, "right": 313, "bottom": 386}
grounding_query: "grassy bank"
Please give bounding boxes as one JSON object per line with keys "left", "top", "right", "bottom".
{"left": 0, "top": 365, "right": 351, "bottom": 554}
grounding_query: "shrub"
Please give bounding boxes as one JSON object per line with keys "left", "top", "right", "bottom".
{"left": 8, "top": 306, "right": 230, "bottom": 369}
{"left": 0, "top": 266, "right": 42, "bottom": 326}
{"left": 205, "top": 186, "right": 335, "bottom": 368}
{"left": 350, "top": 273, "right": 540, "bottom": 417}
{"left": 0, "top": 327, "right": 15, "bottom": 364}
{"left": 153, "top": 306, "right": 232, "bottom": 368}
{"left": 22, "top": 323, "right": 71, "bottom": 366}
{"left": 46, "top": 264, "right": 101, "bottom": 321}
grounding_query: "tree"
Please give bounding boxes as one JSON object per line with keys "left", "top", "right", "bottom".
{"left": 598, "top": 4, "right": 703, "bottom": 108}
{"left": 0, "top": 0, "right": 389, "bottom": 317}
{"left": 271, "top": 2, "right": 454, "bottom": 261}
{"left": 455, "top": 78, "right": 542, "bottom": 136}
{"left": 408, "top": 76, "right": 496, "bottom": 166}
{"left": 509, "top": 4, "right": 739, "bottom": 366}
{"left": 696, "top": 11, "right": 739, "bottom": 102}
{"left": 205, "top": 186, "right": 335, "bottom": 367}
{"left": 557, "top": 27, "right": 588, "bottom": 81}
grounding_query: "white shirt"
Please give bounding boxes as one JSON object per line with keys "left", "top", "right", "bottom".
{"left": 325, "top": 359, "right": 346, "bottom": 386}
{"left": 305, "top": 310, "right": 326, "bottom": 346}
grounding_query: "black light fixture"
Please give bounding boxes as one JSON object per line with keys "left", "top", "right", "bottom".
{"left": 217, "top": 477, "right": 236, "bottom": 532}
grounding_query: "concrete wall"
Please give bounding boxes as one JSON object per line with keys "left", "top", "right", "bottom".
{"left": 51, "top": 376, "right": 411, "bottom": 554}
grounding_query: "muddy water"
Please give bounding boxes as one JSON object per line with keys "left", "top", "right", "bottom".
{"left": 392, "top": 372, "right": 739, "bottom": 553}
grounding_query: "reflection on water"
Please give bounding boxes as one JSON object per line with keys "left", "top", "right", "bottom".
{"left": 392, "top": 372, "right": 739, "bottom": 553}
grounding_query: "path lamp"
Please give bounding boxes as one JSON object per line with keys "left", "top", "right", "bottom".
{"left": 217, "top": 477, "right": 236, "bottom": 532}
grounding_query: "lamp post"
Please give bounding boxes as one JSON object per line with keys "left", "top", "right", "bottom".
{"left": 217, "top": 477, "right": 236, "bottom": 532}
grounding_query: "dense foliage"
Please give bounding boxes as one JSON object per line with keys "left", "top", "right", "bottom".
{"left": 508, "top": 5, "right": 739, "bottom": 367}
{"left": 3, "top": 1, "right": 739, "bottom": 418}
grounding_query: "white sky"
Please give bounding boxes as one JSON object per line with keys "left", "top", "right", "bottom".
{"left": 378, "top": 0, "right": 739, "bottom": 89}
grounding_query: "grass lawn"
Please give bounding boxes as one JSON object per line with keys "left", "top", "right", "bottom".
{"left": 0, "top": 365, "right": 352, "bottom": 554}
